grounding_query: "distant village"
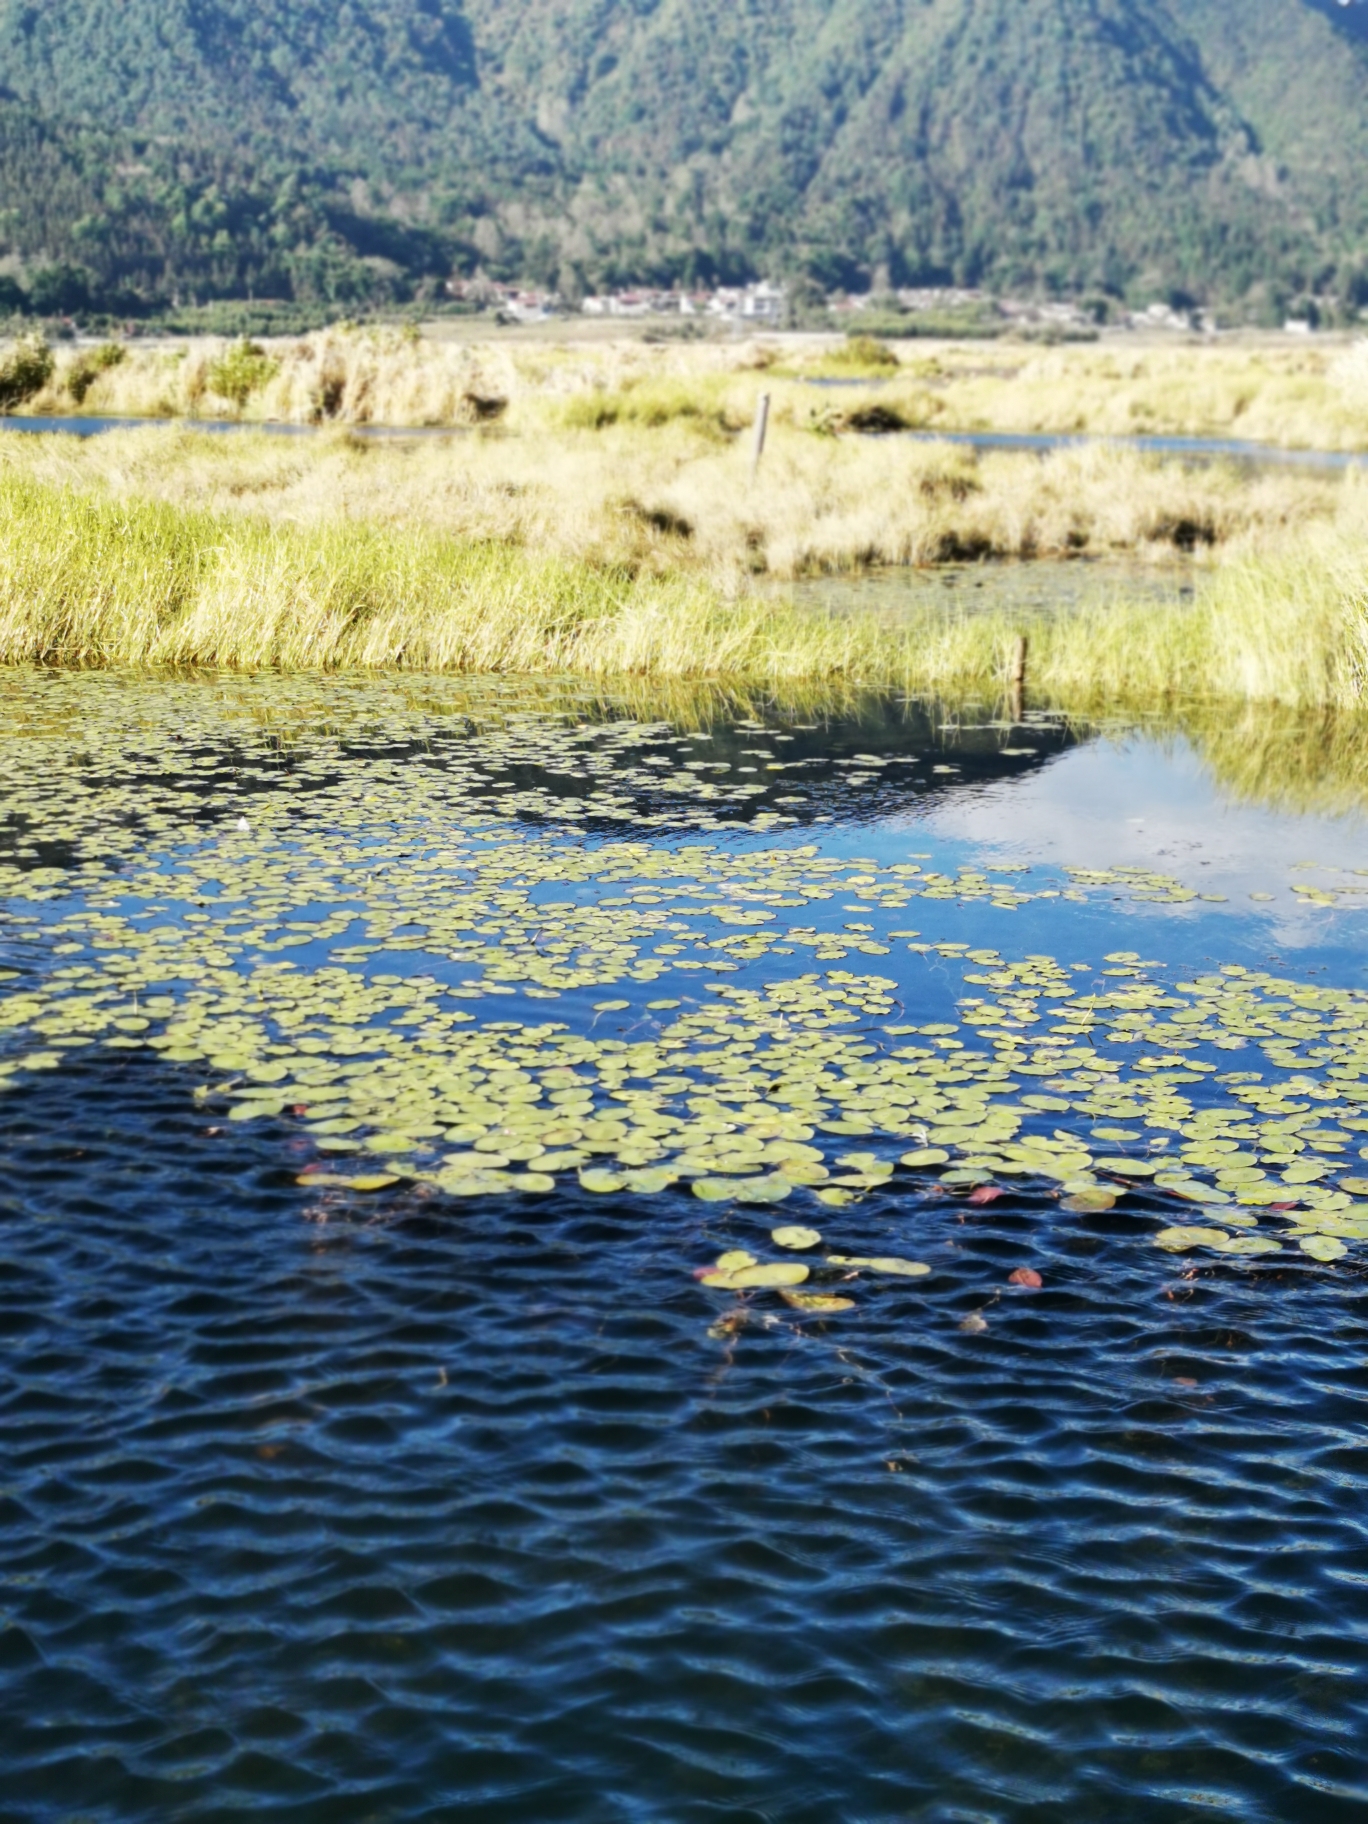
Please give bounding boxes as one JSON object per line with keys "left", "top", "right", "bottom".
{"left": 444, "top": 277, "right": 1240, "bottom": 334}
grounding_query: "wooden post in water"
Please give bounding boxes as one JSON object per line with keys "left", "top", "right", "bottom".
{"left": 750, "top": 392, "right": 771, "bottom": 480}
{"left": 1010, "top": 633, "right": 1028, "bottom": 724}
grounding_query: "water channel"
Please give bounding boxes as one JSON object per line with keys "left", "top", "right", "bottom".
{"left": 2, "top": 409, "right": 1364, "bottom": 471}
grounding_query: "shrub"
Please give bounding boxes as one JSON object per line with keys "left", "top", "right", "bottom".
{"left": 0, "top": 335, "right": 54, "bottom": 411}
{"left": 66, "top": 342, "right": 127, "bottom": 406}
{"left": 561, "top": 381, "right": 737, "bottom": 435}
{"left": 205, "top": 340, "right": 279, "bottom": 408}
{"left": 834, "top": 334, "right": 901, "bottom": 370}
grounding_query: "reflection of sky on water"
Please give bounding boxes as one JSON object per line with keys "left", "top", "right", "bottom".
{"left": 880, "top": 732, "right": 1368, "bottom": 951}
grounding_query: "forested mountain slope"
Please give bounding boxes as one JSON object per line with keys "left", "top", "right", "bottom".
{"left": 0, "top": 0, "right": 1364, "bottom": 315}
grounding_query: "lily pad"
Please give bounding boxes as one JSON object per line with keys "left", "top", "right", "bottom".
{"left": 703, "top": 1261, "right": 811, "bottom": 1290}
{"left": 1062, "top": 1188, "right": 1117, "bottom": 1212}
{"left": 579, "top": 1167, "right": 624, "bottom": 1193}
{"left": 828, "top": 1255, "right": 930, "bottom": 1278}
{"left": 1168, "top": 1181, "right": 1233, "bottom": 1205}
{"left": 1299, "top": 1234, "right": 1347, "bottom": 1262}
{"left": 733, "top": 1174, "right": 795, "bottom": 1205}
{"left": 771, "top": 1225, "right": 822, "bottom": 1250}
{"left": 693, "top": 1177, "right": 746, "bottom": 1202}
{"left": 836, "top": 1151, "right": 891, "bottom": 1175}
{"left": 623, "top": 1168, "right": 678, "bottom": 1193}
{"left": 1154, "top": 1225, "right": 1232, "bottom": 1252}
{"left": 296, "top": 1171, "right": 398, "bottom": 1191}
{"left": 780, "top": 1290, "right": 855, "bottom": 1313}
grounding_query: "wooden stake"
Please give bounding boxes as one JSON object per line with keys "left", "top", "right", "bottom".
{"left": 1010, "top": 633, "right": 1028, "bottom": 722}
{"left": 750, "top": 392, "right": 770, "bottom": 479}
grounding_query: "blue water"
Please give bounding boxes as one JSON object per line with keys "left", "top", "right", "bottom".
{"left": 0, "top": 409, "right": 1362, "bottom": 470}
{"left": 3, "top": 682, "right": 1368, "bottom": 1821}
{"left": 0, "top": 413, "right": 463, "bottom": 441}
{"left": 899, "top": 428, "right": 1368, "bottom": 472}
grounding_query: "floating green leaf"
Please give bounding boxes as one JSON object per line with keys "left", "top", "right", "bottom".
{"left": 781, "top": 1289, "right": 856, "bottom": 1313}
{"left": 703, "top": 1259, "right": 811, "bottom": 1289}
{"left": 297, "top": 1171, "right": 399, "bottom": 1191}
{"left": 828, "top": 1254, "right": 931, "bottom": 1277}
{"left": 1062, "top": 1188, "right": 1117, "bottom": 1212}
{"left": 579, "top": 1168, "right": 624, "bottom": 1193}
{"left": 1154, "top": 1225, "right": 1232, "bottom": 1252}
{"left": 771, "top": 1225, "right": 822, "bottom": 1250}
{"left": 1299, "top": 1234, "right": 1347, "bottom": 1262}
{"left": 693, "top": 1177, "right": 745, "bottom": 1202}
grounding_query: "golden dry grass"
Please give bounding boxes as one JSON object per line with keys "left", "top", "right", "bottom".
{"left": 0, "top": 418, "right": 1343, "bottom": 588}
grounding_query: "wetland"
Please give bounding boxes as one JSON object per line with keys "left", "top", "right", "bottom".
{"left": 3, "top": 325, "right": 1368, "bottom": 1820}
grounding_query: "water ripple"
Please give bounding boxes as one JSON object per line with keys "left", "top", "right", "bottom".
{"left": 0, "top": 1051, "right": 1366, "bottom": 1820}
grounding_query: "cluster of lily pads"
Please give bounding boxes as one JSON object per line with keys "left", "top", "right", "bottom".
{"left": 2, "top": 671, "right": 1368, "bottom": 1308}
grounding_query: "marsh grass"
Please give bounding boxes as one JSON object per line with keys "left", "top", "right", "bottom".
{"left": 2, "top": 421, "right": 1341, "bottom": 587}
{"left": 1, "top": 461, "right": 1365, "bottom": 713}
{"left": 12, "top": 326, "right": 1368, "bottom": 451}
{"left": 0, "top": 331, "right": 1364, "bottom": 710}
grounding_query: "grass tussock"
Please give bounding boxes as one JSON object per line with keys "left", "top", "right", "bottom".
{"left": 0, "top": 469, "right": 874, "bottom": 677}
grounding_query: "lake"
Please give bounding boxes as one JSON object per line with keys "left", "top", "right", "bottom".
{"left": 2, "top": 670, "right": 1366, "bottom": 1822}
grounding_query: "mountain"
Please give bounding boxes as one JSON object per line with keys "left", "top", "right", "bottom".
{"left": 0, "top": 0, "right": 1365, "bottom": 317}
